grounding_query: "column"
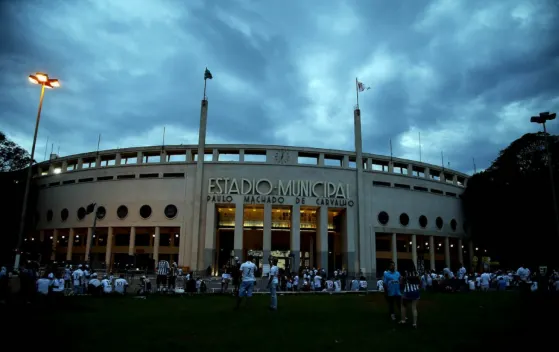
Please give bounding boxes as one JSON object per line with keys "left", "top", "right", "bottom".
{"left": 66, "top": 228, "right": 75, "bottom": 261}
{"left": 233, "top": 202, "right": 244, "bottom": 260}
{"left": 238, "top": 149, "right": 245, "bottom": 162}
{"left": 77, "top": 158, "right": 83, "bottom": 170}
{"left": 51, "top": 229, "right": 58, "bottom": 260}
{"left": 343, "top": 208, "right": 357, "bottom": 273}
{"left": 424, "top": 167, "right": 430, "bottom": 179}
{"left": 160, "top": 150, "right": 167, "bottom": 163}
{"left": 391, "top": 233, "right": 398, "bottom": 270}
{"left": 95, "top": 155, "right": 101, "bottom": 167}
{"left": 318, "top": 153, "right": 325, "bottom": 166}
{"left": 429, "top": 235, "right": 435, "bottom": 271}
{"left": 411, "top": 234, "right": 417, "bottom": 271}
{"left": 317, "top": 206, "right": 328, "bottom": 272}
{"left": 136, "top": 151, "right": 143, "bottom": 164}
{"left": 444, "top": 237, "right": 450, "bottom": 267}
{"left": 203, "top": 203, "right": 217, "bottom": 269}
{"left": 263, "top": 203, "right": 272, "bottom": 262}
{"left": 85, "top": 227, "right": 93, "bottom": 261}
{"left": 153, "top": 226, "right": 160, "bottom": 270}
{"left": 212, "top": 149, "right": 218, "bottom": 161}
{"left": 115, "top": 153, "right": 122, "bottom": 165}
{"left": 458, "top": 239, "right": 464, "bottom": 264}
{"left": 128, "top": 227, "right": 136, "bottom": 256}
{"left": 105, "top": 227, "right": 113, "bottom": 270}
{"left": 407, "top": 164, "right": 413, "bottom": 176}
{"left": 388, "top": 162, "right": 394, "bottom": 173}
{"left": 290, "top": 204, "right": 301, "bottom": 272}
{"left": 39, "top": 230, "right": 45, "bottom": 242}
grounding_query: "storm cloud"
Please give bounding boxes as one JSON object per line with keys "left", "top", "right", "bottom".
{"left": 1, "top": 0, "right": 558, "bottom": 174}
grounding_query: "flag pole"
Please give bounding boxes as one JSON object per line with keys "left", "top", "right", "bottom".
{"left": 97, "top": 134, "right": 101, "bottom": 154}
{"left": 418, "top": 132, "right": 422, "bottom": 162}
{"left": 163, "top": 126, "right": 166, "bottom": 147}
{"left": 355, "top": 77, "right": 359, "bottom": 108}
{"left": 441, "top": 151, "right": 444, "bottom": 171}
{"left": 390, "top": 138, "right": 393, "bottom": 162}
{"left": 203, "top": 67, "right": 208, "bottom": 100}
{"left": 473, "top": 157, "right": 477, "bottom": 174}
{"left": 43, "top": 136, "right": 49, "bottom": 161}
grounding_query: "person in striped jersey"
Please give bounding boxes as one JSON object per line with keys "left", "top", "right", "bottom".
{"left": 156, "top": 259, "right": 170, "bottom": 292}
{"left": 400, "top": 271, "right": 421, "bottom": 328}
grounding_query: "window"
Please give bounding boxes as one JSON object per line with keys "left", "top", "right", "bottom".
{"left": 46, "top": 210, "right": 53, "bottom": 222}
{"left": 117, "top": 205, "right": 128, "bottom": 219}
{"left": 61, "top": 208, "right": 69, "bottom": 222}
{"left": 399, "top": 213, "right": 409, "bottom": 226}
{"left": 164, "top": 204, "right": 178, "bottom": 219}
{"left": 140, "top": 205, "right": 152, "bottom": 219}
{"left": 77, "top": 207, "right": 86, "bottom": 220}
{"left": 97, "top": 206, "right": 106, "bottom": 220}
{"left": 419, "top": 215, "right": 428, "bottom": 228}
{"left": 450, "top": 219, "right": 457, "bottom": 231}
{"left": 436, "top": 217, "right": 443, "bottom": 230}
{"left": 377, "top": 211, "right": 389, "bottom": 225}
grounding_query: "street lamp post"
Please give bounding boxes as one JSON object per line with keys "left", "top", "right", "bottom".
{"left": 14, "top": 72, "right": 60, "bottom": 270}
{"left": 530, "top": 112, "right": 559, "bottom": 240}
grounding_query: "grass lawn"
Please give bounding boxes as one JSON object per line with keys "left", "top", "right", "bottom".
{"left": 4, "top": 291, "right": 557, "bottom": 351}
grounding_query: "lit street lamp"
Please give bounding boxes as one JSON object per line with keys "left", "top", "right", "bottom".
{"left": 530, "top": 111, "right": 559, "bottom": 240}
{"left": 14, "top": 72, "right": 60, "bottom": 270}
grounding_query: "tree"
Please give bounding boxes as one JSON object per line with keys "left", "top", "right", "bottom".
{"left": 0, "top": 131, "right": 32, "bottom": 172}
{"left": 462, "top": 132, "right": 559, "bottom": 268}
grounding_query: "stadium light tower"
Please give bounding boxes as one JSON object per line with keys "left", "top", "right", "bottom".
{"left": 530, "top": 111, "right": 559, "bottom": 240}
{"left": 14, "top": 72, "right": 61, "bottom": 270}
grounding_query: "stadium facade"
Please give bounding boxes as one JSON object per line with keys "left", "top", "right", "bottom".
{"left": 28, "top": 105, "right": 471, "bottom": 277}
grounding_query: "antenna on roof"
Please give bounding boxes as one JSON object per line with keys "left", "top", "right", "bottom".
{"left": 43, "top": 136, "right": 49, "bottom": 161}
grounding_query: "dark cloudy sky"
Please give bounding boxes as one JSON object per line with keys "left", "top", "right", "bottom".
{"left": 1, "top": 0, "right": 558, "bottom": 174}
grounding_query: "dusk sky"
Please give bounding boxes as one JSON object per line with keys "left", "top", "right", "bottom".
{"left": 1, "top": 0, "right": 558, "bottom": 174}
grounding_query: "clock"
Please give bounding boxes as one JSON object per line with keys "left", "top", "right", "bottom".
{"left": 274, "top": 150, "right": 291, "bottom": 164}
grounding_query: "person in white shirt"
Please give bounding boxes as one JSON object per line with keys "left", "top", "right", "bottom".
{"left": 52, "top": 273, "right": 65, "bottom": 296}
{"left": 114, "top": 274, "right": 128, "bottom": 295}
{"left": 88, "top": 274, "right": 102, "bottom": 295}
{"left": 268, "top": 258, "right": 279, "bottom": 310}
{"left": 235, "top": 256, "right": 257, "bottom": 310}
{"left": 313, "top": 274, "right": 322, "bottom": 292}
{"left": 37, "top": 275, "right": 51, "bottom": 296}
{"left": 72, "top": 266, "right": 84, "bottom": 295}
{"left": 101, "top": 276, "right": 112, "bottom": 294}
{"left": 480, "top": 271, "right": 491, "bottom": 291}
{"left": 334, "top": 278, "right": 342, "bottom": 292}
{"left": 377, "top": 278, "right": 384, "bottom": 292}
{"left": 457, "top": 264, "right": 466, "bottom": 280}
{"left": 292, "top": 274, "right": 299, "bottom": 291}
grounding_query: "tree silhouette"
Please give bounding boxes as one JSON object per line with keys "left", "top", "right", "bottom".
{"left": 0, "top": 132, "right": 32, "bottom": 172}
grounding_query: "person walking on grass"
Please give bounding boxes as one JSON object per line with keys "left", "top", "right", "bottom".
{"left": 383, "top": 261, "right": 402, "bottom": 321}
{"left": 400, "top": 271, "right": 421, "bottom": 329}
{"left": 235, "top": 256, "right": 257, "bottom": 310}
{"left": 268, "top": 257, "right": 279, "bottom": 311}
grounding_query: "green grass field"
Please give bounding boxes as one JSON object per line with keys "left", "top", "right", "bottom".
{"left": 5, "top": 291, "right": 557, "bottom": 351}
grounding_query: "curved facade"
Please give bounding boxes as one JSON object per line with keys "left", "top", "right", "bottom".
{"left": 30, "top": 144, "right": 469, "bottom": 276}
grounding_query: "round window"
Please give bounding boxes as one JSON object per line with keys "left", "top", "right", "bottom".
{"left": 436, "top": 217, "right": 443, "bottom": 230}
{"left": 140, "top": 205, "right": 152, "bottom": 219}
{"left": 96, "top": 206, "right": 106, "bottom": 220}
{"left": 377, "top": 211, "right": 389, "bottom": 225}
{"left": 46, "top": 210, "right": 53, "bottom": 222}
{"left": 419, "top": 215, "right": 428, "bottom": 228}
{"left": 164, "top": 204, "right": 178, "bottom": 219}
{"left": 77, "top": 207, "right": 86, "bottom": 220}
{"left": 61, "top": 208, "right": 69, "bottom": 222}
{"left": 450, "top": 219, "right": 457, "bottom": 231}
{"left": 399, "top": 213, "right": 409, "bottom": 226}
{"left": 117, "top": 205, "right": 128, "bottom": 219}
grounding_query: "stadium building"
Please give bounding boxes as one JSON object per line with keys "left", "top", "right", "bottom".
{"left": 27, "top": 103, "right": 471, "bottom": 277}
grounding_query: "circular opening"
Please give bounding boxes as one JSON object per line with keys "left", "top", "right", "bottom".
{"left": 436, "top": 217, "right": 443, "bottom": 230}
{"left": 399, "top": 213, "right": 409, "bottom": 226}
{"left": 164, "top": 204, "right": 178, "bottom": 219}
{"left": 117, "top": 205, "right": 128, "bottom": 219}
{"left": 46, "top": 210, "right": 53, "bottom": 222}
{"left": 61, "top": 208, "right": 69, "bottom": 222}
{"left": 139, "top": 205, "right": 152, "bottom": 219}
{"left": 77, "top": 207, "right": 86, "bottom": 220}
{"left": 96, "top": 206, "right": 106, "bottom": 220}
{"left": 377, "top": 211, "right": 389, "bottom": 225}
{"left": 450, "top": 219, "right": 457, "bottom": 231}
{"left": 419, "top": 215, "right": 428, "bottom": 228}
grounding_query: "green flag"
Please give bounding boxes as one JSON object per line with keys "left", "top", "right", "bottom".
{"left": 204, "top": 68, "right": 213, "bottom": 80}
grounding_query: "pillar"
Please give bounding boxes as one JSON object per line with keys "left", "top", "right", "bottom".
{"left": 105, "top": 227, "right": 113, "bottom": 270}
{"left": 39, "top": 230, "right": 45, "bottom": 242}
{"left": 343, "top": 208, "right": 357, "bottom": 273}
{"left": 429, "top": 235, "right": 435, "bottom": 271}
{"left": 85, "top": 227, "right": 93, "bottom": 261}
{"left": 203, "top": 203, "right": 217, "bottom": 270}
{"left": 391, "top": 233, "right": 398, "bottom": 270}
{"left": 263, "top": 203, "right": 272, "bottom": 262}
{"left": 238, "top": 149, "right": 245, "bottom": 162}
{"left": 66, "top": 228, "right": 75, "bottom": 261}
{"left": 128, "top": 227, "right": 136, "bottom": 256}
{"left": 154, "top": 226, "right": 160, "bottom": 270}
{"left": 51, "top": 229, "right": 58, "bottom": 260}
{"left": 407, "top": 164, "right": 413, "bottom": 176}
{"left": 444, "top": 237, "right": 450, "bottom": 267}
{"left": 290, "top": 204, "right": 301, "bottom": 272}
{"left": 136, "top": 151, "right": 143, "bottom": 164}
{"left": 115, "top": 153, "right": 121, "bottom": 165}
{"left": 233, "top": 202, "right": 244, "bottom": 260}
{"left": 458, "top": 238, "right": 464, "bottom": 264}
{"left": 317, "top": 206, "right": 328, "bottom": 272}
{"left": 411, "top": 234, "right": 417, "bottom": 271}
